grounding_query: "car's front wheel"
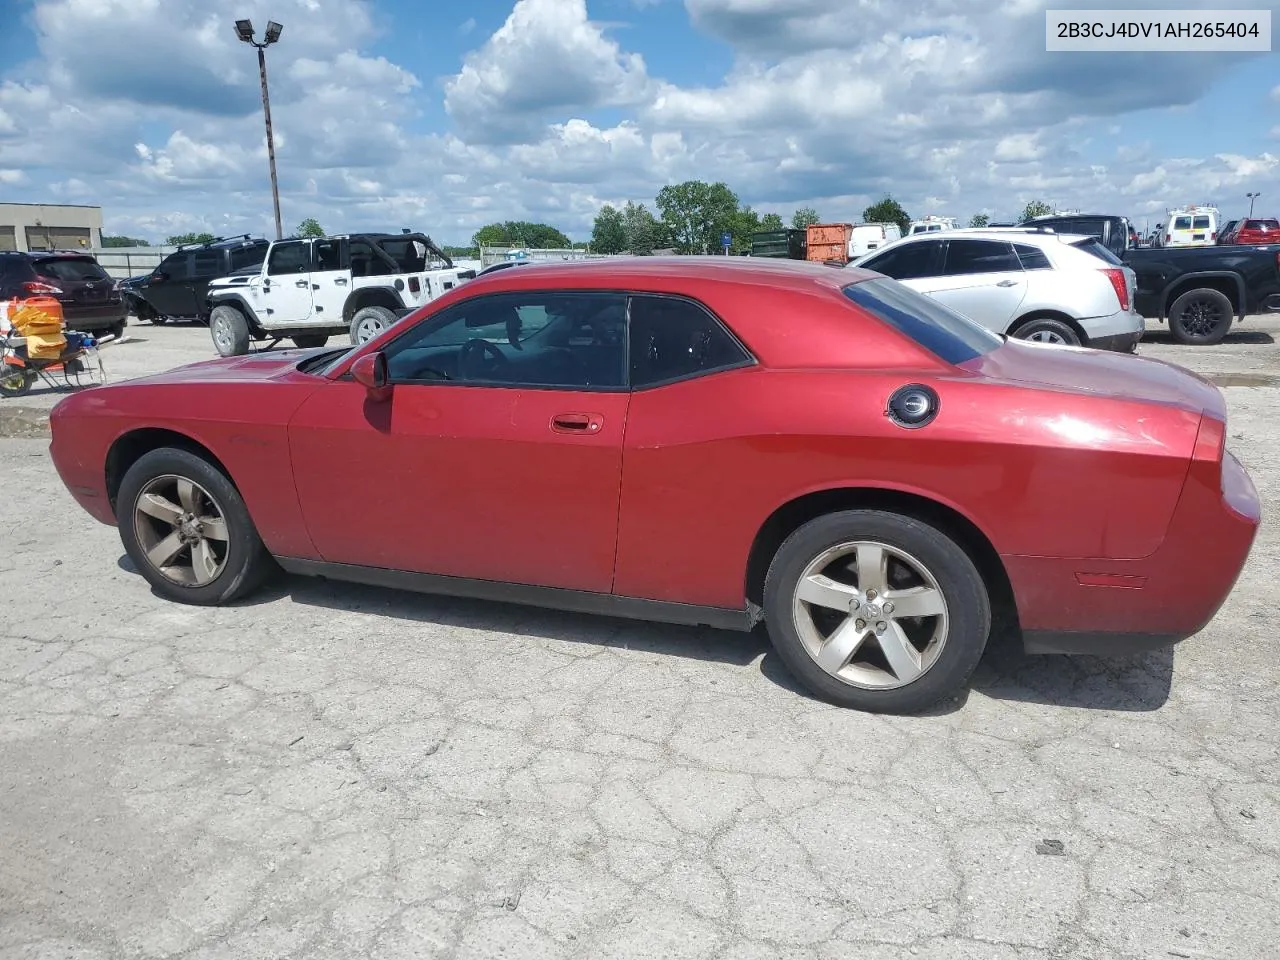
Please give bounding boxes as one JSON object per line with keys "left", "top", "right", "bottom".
{"left": 763, "top": 510, "right": 991, "bottom": 714}
{"left": 117, "top": 447, "right": 277, "bottom": 605}
{"left": 210, "top": 305, "right": 251, "bottom": 357}
{"left": 350, "top": 305, "right": 396, "bottom": 344}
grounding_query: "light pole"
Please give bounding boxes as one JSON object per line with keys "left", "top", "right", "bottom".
{"left": 235, "top": 19, "right": 284, "bottom": 241}
{"left": 1247, "top": 192, "right": 1260, "bottom": 218}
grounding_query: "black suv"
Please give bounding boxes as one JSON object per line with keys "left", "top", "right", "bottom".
{"left": 1017, "top": 213, "right": 1137, "bottom": 257}
{"left": 0, "top": 250, "right": 127, "bottom": 338}
{"left": 121, "top": 235, "right": 269, "bottom": 324}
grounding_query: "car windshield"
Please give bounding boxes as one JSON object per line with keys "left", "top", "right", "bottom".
{"left": 34, "top": 257, "right": 109, "bottom": 282}
{"left": 1070, "top": 237, "right": 1123, "bottom": 265}
{"left": 842, "top": 277, "right": 1002, "bottom": 364}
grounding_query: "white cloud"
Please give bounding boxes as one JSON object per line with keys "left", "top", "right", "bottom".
{"left": 444, "top": 0, "right": 651, "bottom": 143}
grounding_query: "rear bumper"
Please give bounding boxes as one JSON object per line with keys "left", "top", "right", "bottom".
{"left": 63, "top": 301, "right": 127, "bottom": 331}
{"left": 1089, "top": 328, "right": 1143, "bottom": 353}
{"left": 1079, "top": 308, "right": 1144, "bottom": 350}
{"left": 1004, "top": 442, "right": 1259, "bottom": 656}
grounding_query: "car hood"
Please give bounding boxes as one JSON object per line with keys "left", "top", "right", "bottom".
{"left": 124, "top": 349, "right": 321, "bottom": 386}
{"left": 964, "top": 338, "right": 1225, "bottom": 419}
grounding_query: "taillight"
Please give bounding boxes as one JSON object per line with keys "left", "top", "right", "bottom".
{"left": 21, "top": 281, "right": 62, "bottom": 295}
{"left": 1103, "top": 268, "right": 1129, "bottom": 311}
{"left": 1210, "top": 232, "right": 1216, "bottom": 241}
{"left": 1165, "top": 234, "right": 1171, "bottom": 244}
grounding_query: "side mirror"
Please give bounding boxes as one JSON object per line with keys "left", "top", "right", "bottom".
{"left": 351, "top": 351, "right": 391, "bottom": 401}
{"left": 151, "top": 270, "right": 167, "bottom": 282}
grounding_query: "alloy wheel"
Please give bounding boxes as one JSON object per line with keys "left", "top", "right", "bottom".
{"left": 211, "top": 315, "right": 233, "bottom": 354}
{"left": 1026, "top": 329, "right": 1067, "bottom": 344}
{"left": 132, "top": 475, "right": 230, "bottom": 586}
{"left": 791, "top": 540, "right": 949, "bottom": 689}
{"left": 355, "top": 316, "right": 388, "bottom": 343}
{"left": 1183, "top": 298, "right": 1224, "bottom": 338}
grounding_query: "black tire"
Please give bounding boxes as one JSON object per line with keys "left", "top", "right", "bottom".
{"left": 209, "top": 304, "right": 251, "bottom": 357}
{"left": 763, "top": 509, "right": 991, "bottom": 714}
{"left": 109, "top": 320, "right": 126, "bottom": 340}
{"left": 1011, "top": 316, "right": 1081, "bottom": 347}
{"left": 117, "top": 447, "right": 276, "bottom": 605}
{"left": 0, "top": 367, "right": 33, "bottom": 397}
{"left": 1168, "top": 288, "right": 1233, "bottom": 345}
{"left": 291, "top": 335, "right": 329, "bottom": 349}
{"left": 350, "top": 305, "right": 397, "bottom": 345}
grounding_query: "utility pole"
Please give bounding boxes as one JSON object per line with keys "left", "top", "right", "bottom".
{"left": 235, "top": 19, "right": 285, "bottom": 241}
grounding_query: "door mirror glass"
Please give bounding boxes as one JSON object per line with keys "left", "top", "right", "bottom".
{"left": 351, "top": 351, "right": 390, "bottom": 398}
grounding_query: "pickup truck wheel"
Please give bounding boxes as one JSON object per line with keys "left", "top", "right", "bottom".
{"left": 350, "top": 305, "right": 396, "bottom": 345}
{"left": 210, "top": 305, "right": 251, "bottom": 357}
{"left": 1168, "top": 288, "right": 1232, "bottom": 345}
{"left": 291, "top": 335, "right": 328, "bottom": 349}
{"left": 1010, "top": 316, "right": 1081, "bottom": 346}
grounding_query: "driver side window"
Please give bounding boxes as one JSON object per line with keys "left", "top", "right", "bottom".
{"left": 383, "top": 292, "right": 628, "bottom": 390}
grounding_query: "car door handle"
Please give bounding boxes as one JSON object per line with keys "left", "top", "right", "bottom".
{"left": 334, "top": 278, "right": 348, "bottom": 285}
{"left": 295, "top": 280, "right": 309, "bottom": 288}
{"left": 312, "top": 284, "right": 321, "bottom": 290}
{"left": 996, "top": 279, "right": 1020, "bottom": 287}
{"left": 551, "top": 413, "right": 604, "bottom": 434}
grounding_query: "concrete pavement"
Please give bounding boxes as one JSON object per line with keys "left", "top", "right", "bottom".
{"left": 0, "top": 320, "right": 1278, "bottom": 959}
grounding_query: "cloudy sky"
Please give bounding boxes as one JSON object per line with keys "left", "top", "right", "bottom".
{"left": 1, "top": 0, "right": 1278, "bottom": 245}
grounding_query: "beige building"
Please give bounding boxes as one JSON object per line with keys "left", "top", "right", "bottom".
{"left": 0, "top": 202, "right": 103, "bottom": 252}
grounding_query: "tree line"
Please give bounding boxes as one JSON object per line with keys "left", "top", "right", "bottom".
{"left": 100, "top": 198, "right": 1063, "bottom": 254}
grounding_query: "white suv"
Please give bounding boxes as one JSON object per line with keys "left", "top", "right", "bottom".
{"left": 851, "top": 228, "right": 1143, "bottom": 351}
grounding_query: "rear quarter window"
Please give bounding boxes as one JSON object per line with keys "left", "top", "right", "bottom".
{"left": 842, "top": 278, "right": 1002, "bottom": 365}
{"left": 1071, "top": 238, "right": 1123, "bottom": 265}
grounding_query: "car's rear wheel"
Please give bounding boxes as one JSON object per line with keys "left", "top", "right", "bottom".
{"left": 350, "top": 305, "right": 396, "bottom": 344}
{"left": 291, "top": 335, "right": 329, "bottom": 349}
{"left": 763, "top": 510, "right": 990, "bottom": 714}
{"left": 210, "top": 305, "right": 251, "bottom": 357}
{"left": 1011, "top": 316, "right": 1081, "bottom": 346}
{"left": 1168, "top": 288, "right": 1232, "bottom": 345}
{"left": 118, "top": 447, "right": 276, "bottom": 605}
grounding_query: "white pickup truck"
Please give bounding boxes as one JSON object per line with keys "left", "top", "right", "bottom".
{"left": 205, "top": 232, "right": 475, "bottom": 356}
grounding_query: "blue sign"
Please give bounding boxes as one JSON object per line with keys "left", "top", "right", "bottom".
{"left": 720, "top": 231, "right": 732, "bottom": 249}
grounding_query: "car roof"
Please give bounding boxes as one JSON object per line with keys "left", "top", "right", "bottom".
{"left": 469, "top": 255, "right": 879, "bottom": 291}
{"left": 879, "top": 228, "right": 1094, "bottom": 247}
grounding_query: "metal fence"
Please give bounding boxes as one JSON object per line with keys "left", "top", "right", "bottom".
{"left": 478, "top": 245, "right": 618, "bottom": 269}
{"left": 87, "top": 246, "right": 177, "bottom": 279}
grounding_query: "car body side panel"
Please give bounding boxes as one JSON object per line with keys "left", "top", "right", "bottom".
{"left": 613, "top": 363, "right": 1199, "bottom": 610}
{"left": 48, "top": 364, "right": 322, "bottom": 560}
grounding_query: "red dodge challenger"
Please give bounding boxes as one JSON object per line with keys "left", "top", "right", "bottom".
{"left": 48, "top": 257, "right": 1260, "bottom": 713}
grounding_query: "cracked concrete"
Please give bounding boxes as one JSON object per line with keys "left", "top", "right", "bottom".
{"left": 1, "top": 318, "right": 1278, "bottom": 959}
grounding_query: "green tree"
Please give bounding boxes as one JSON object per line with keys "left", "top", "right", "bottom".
{"left": 760, "top": 212, "right": 785, "bottom": 231}
{"left": 1021, "top": 200, "right": 1053, "bottom": 221}
{"left": 791, "top": 207, "right": 820, "bottom": 229}
{"left": 590, "top": 204, "right": 627, "bottom": 254}
{"left": 731, "top": 205, "right": 761, "bottom": 254}
{"left": 166, "top": 232, "right": 216, "bottom": 246}
{"left": 862, "top": 196, "right": 911, "bottom": 235}
{"left": 101, "top": 235, "right": 150, "bottom": 247}
{"left": 622, "top": 201, "right": 662, "bottom": 255}
{"left": 969, "top": 213, "right": 990, "bottom": 228}
{"left": 655, "top": 180, "right": 740, "bottom": 255}
{"left": 442, "top": 245, "right": 478, "bottom": 259}
{"left": 471, "top": 221, "right": 572, "bottom": 249}
{"left": 295, "top": 217, "right": 325, "bottom": 238}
